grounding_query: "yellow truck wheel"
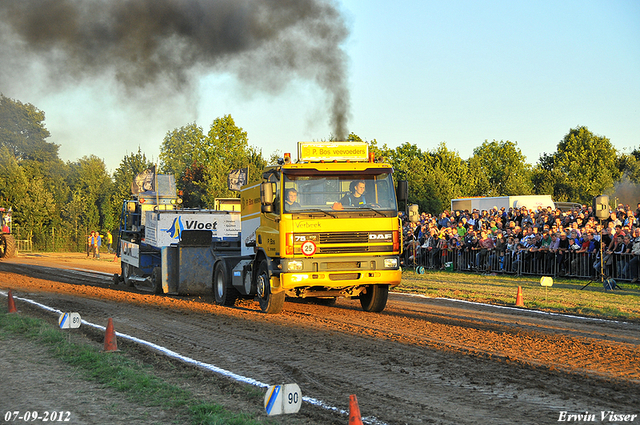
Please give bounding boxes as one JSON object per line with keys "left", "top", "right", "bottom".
{"left": 256, "top": 260, "right": 284, "bottom": 314}
{"left": 360, "top": 284, "right": 388, "bottom": 312}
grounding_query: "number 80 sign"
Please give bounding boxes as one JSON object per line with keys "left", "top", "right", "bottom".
{"left": 58, "top": 312, "right": 82, "bottom": 329}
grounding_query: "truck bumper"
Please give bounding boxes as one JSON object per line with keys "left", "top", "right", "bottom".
{"left": 279, "top": 269, "right": 402, "bottom": 290}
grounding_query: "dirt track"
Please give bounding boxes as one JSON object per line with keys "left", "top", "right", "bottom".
{"left": 1, "top": 253, "right": 640, "bottom": 424}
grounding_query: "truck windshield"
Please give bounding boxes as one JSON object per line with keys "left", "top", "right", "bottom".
{"left": 283, "top": 172, "right": 397, "bottom": 213}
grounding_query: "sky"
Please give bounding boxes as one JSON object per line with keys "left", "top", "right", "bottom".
{"left": 1, "top": 0, "right": 639, "bottom": 173}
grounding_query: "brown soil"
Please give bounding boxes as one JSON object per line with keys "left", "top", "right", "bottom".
{"left": 1, "top": 252, "right": 639, "bottom": 424}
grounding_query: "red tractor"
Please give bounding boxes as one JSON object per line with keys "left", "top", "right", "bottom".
{"left": 0, "top": 207, "right": 16, "bottom": 259}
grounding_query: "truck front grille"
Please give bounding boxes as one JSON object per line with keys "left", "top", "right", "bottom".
{"left": 294, "top": 231, "right": 394, "bottom": 256}
{"left": 317, "top": 245, "right": 392, "bottom": 254}
{"left": 329, "top": 273, "right": 360, "bottom": 281}
{"left": 318, "top": 232, "right": 369, "bottom": 244}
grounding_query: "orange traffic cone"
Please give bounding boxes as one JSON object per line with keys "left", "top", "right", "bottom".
{"left": 349, "top": 394, "right": 363, "bottom": 425}
{"left": 103, "top": 318, "right": 118, "bottom": 352}
{"left": 515, "top": 286, "right": 524, "bottom": 307}
{"left": 7, "top": 290, "right": 17, "bottom": 314}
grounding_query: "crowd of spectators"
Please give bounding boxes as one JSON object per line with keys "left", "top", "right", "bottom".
{"left": 401, "top": 202, "right": 640, "bottom": 281}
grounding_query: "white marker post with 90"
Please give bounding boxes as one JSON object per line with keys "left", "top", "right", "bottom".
{"left": 264, "top": 383, "right": 302, "bottom": 415}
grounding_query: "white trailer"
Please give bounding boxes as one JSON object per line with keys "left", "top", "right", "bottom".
{"left": 450, "top": 195, "right": 555, "bottom": 212}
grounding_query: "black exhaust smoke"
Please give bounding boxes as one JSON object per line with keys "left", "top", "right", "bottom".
{"left": 0, "top": 0, "right": 350, "bottom": 138}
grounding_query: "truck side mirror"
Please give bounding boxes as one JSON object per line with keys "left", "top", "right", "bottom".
{"left": 261, "top": 182, "right": 275, "bottom": 213}
{"left": 397, "top": 180, "right": 408, "bottom": 203}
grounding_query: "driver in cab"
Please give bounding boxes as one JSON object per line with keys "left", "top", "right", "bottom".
{"left": 284, "top": 188, "right": 301, "bottom": 212}
{"left": 340, "top": 180, "right": 367, "bottom": 207}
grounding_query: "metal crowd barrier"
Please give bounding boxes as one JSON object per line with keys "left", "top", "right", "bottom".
{"left": 16, "top": 239, "right": 33, "bottom": 253}
{"left": 403, "top": 244, "right": 636, "bottom": 282}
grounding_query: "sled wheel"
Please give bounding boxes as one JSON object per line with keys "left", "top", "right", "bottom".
{"left": 151, "top": 267, "right": 163, "bottom": 294}
{"left": 213, "top": 262, "right": 238, "bottom": 306}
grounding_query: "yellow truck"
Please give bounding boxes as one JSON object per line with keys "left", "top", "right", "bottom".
{"left": 116, "top": 142, "right": 406, "bottom": 314}
{"left": 216, "top": 141, "right": 405, "bottom": 313}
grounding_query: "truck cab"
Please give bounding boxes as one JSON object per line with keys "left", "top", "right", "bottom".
{"left": 237, "top": 142, "right": 404, "bottom": 313}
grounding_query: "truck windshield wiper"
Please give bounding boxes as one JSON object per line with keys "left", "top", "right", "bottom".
{"left": 354, "top": 207, "right": 387, "bottom": 217}
{"left": 295, "top": 209, "right": 338, "bottom": 218}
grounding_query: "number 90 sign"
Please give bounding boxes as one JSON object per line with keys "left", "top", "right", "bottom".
{"left": 264, "top": 383, "right": 302, "bottom": 415}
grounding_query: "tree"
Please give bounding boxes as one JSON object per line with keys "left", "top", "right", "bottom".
{"left": 426, "top": 143, "right": 470, "bottom": 209}
{"left": 19, "top": 177, "right": 56, "bottom": 239}
{"left": 533, "top": 127, "right": 619, "bottom": 204}
{"left": 0, "top": 146, "right": 57, "bottom": 240}
{"left": 620, "top": 149, "right": 640, "bottom": 184}
{"left": 180, "top": 161, "right": 206, "bottom": 208}
{"left": 61, "top": 189, "right": 88, "bottom": 248}
{"left": 0, "top": 94, "right": 57, "bottom": 163}
{"left": 160, "top": 115, "right": 267, "bottom": 207}
{"left": 468, "top": 140, "right": 532, "bottom": 197}
{"left": 404, "top": 155, "right": 442, "bottom": 214}
{"left": 111, "top": 148, "right": 154, "bottom": 221}
{"left": 201, "top": 115, "right": 255, "bottom": 202}
{"left": 159, "top": 123, "right": 205, "bottom": 178}
{"left": 0, "top": 146, "right": 28, "bottom": 207}
{"left": 67, "top": 155, "right": 114, "bottom": 232}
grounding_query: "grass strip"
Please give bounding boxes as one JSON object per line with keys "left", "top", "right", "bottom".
{"left": 395, "top": 269, "right": 640, "bottom": 321}
{"left": 0, "top": 313, "right": 268, "bottom": 425}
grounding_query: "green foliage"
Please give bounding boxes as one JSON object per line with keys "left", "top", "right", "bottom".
{"left": 0, "top": 146, "right": 28, "bottom": 207}
{"left": 160, "top": 115, "right": 266, "bottom": 207}
{"left": 180, "top": 162, "right": 206, "bottom": 208}
{"left": 67, "top": 155, "right": 114, "bottom": 233}
{"left": 20, "top": 177, "right": 56, "bottom": 233}
{"left": 364, "top": 140, "right": 468, "bottom": 214}
{"left": 468, "top": 140, "right": 533, "bottom": 196}
{"left": 111, "top": 148, "right": 154, "bottom": 226}
{"left": 0, "top": 146, "right": 56, "bottom": 239}
{"left": 397, "top": 270, "right": 640, "bottom": 321}
{"left": 159, "top": 123, "right": 206, "bottom": 179}
{"left": 534, "top": 126, "right": 620, "bottom": 203}
{"left": 0, "top": 95, "right": 63, "bottom": 244}
{"left": 267, "top": 150, "right": 282, "bottom": 166}
{"left": 0, "top": 314, "right": 270, "bottom": 425}
{"left": 425, "top": 143, "right": 469, "bottom": 209}
{"left": 0, "top": 94, "right": 56, "bottom": 162}
{"left": 4, "top": 91, "right": 640, "bottom": 249}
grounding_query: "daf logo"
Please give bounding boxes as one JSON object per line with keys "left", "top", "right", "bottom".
{"left": 369, "top": 233, "right": 391, "bottom": 240}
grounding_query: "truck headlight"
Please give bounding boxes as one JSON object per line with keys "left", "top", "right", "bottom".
{"left": 288, "top": 260, "right": 303, "bottom": 271}
{"left": 384, "top": 258, "right": 398, "bottom": 268}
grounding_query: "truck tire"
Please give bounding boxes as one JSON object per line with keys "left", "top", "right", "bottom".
{"left": 0, "top": 234, "right": 17, "bottom": 259}
{"left": 256, "top": 260, "right": 284, "bottom": 314}
{"left": 151, "top": 267, "right": 163, "bottom": 294}
{"left": 122, "top": 263, "right": 135, "bottom": 287}
{"left": 213, "top": 262, "right": 238, "bottom": 306}
{"left": 360, "top": 284, "right": 388, "bottom": 312}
